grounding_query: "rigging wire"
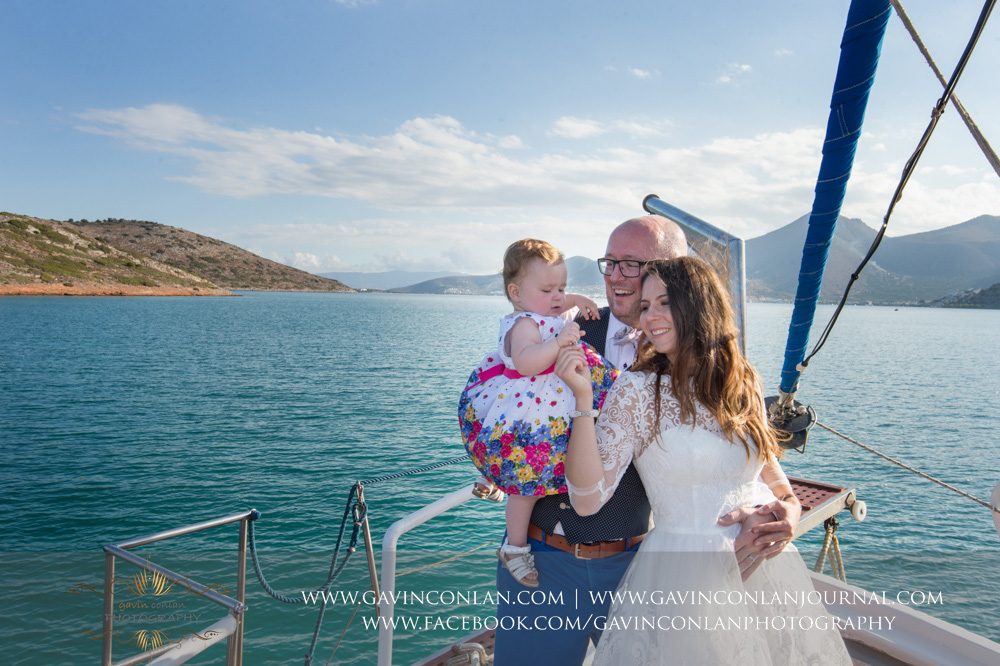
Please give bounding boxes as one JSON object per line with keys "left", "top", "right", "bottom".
{"left": 797, "top": 0, "right": 996, "bottom": 371}
{"left": 817, "top": 421, "right": 1000, "bottom": 515}
{"left": 891, "top": 0, "right": 1000, "bottom": 178}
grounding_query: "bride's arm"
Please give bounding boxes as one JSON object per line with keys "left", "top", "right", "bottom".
{"left": 755, "top": 460, "right": 801, "bottom": 558}
{"left": 555, "top": 346, "right": 639, "bottom": 516}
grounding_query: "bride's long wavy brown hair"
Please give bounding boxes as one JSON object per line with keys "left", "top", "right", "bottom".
{"left": 631, "top": 257, "right": 783, "bottom": 462}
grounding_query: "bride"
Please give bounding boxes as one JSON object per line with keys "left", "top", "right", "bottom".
{"left": 554, "top": 257, "right": 851, "bottom": 665}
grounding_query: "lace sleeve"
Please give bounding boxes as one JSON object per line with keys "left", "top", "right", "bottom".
{"left": 566, "top": 373, "right": 648, "bottom": 515}
{"left": 761, "top": 460, "right": 791, "bottom": 492}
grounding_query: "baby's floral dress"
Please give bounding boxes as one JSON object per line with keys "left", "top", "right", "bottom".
{"left": 459, "top": 311, "right": 618, "bottom": 496}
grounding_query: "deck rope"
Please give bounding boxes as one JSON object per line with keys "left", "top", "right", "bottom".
{"left": 814, "top": 518, "right": 847, "bottom": 581}
{"left": 356, "top": 455, "right": 469, "bottom": 487}
{"left": 816, "top": 421, "right": 999, "bottom": 515}
{"left": 244, "top": 454, "right": 471, "bottom": 665}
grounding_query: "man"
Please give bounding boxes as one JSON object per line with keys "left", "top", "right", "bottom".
{"left": 492, "top": 215, "right": 799, "bottom": 665}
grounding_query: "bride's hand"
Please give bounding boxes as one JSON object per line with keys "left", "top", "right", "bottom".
{"left": 554, "top": 345, "right": 592, "bottom": 398}
{"left": 721, "top": 506, "right": 768, "bottom": 581}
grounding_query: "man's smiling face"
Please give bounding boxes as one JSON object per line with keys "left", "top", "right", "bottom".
{"left": 603, "top": 222, "right": 660, "bottom": 327}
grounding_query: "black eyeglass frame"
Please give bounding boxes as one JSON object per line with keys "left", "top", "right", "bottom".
{"left": 596, "top": 258, "right": 652, "bottom": 278}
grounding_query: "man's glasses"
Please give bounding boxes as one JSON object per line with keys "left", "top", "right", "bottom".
{"left": 597, "top": 258, "right": 651, "bottom": 278}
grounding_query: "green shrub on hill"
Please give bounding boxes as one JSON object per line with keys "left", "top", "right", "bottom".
{"left": 114, "top": 275, "right": 158, "bottom": 287}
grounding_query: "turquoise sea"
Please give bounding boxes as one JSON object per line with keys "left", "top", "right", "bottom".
{"left": 1, "top": 292, "right": 998, "bottom": 665}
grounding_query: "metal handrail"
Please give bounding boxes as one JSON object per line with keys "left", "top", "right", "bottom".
{"left": 377, "top": 483, "right": 479, "bottom": 666}
{"left": 101, "top": 509, "right": 254, "bottom": 666}
{"left": 642, "top": 194, "right": 747, "bottom": 352}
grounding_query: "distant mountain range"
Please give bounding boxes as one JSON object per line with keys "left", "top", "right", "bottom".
{"left": 5, "top": 210, "right": 996, "bottom": 304}
{"left": 371, "top": 214, "right": 1000, "bottom": 305}
{"left": 746, "top": 214, "right": 1000, "bottom": 303}
{"left": 319, "top": 270, "right": 461, "bottom": 290}
{"left": 388, "top": 255, "right": 605, "bottom": 296}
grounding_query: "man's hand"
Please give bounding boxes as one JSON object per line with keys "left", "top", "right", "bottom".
{"left": 752, "top": 495, "right": 801, "bottom": 559}
{"left": 718, "top": 497, "right": 800, "bottom": 581}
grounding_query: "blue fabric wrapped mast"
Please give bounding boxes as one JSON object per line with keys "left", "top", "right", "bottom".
{"left": 779, "top": 0, "right": 892, "bottom": 396}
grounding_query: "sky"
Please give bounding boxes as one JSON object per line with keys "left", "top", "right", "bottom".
{"left": 3, "top": 0, "right": 999, "bottom": 275}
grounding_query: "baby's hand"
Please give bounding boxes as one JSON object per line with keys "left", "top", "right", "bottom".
{"left": 556, "top": 322, "right": 582, "bottom": 348}
{"left": 569, "top": 294, "right": 601, "bottom": 320}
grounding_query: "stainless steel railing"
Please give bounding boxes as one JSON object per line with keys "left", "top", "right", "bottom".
{"left": 101, "top": 510, "right": 253, "bottom": 666}
{"left": 642, "top": 194, "right": 747, "bottom": 352}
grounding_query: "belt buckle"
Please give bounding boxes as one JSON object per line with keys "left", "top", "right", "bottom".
{"left": 574, "top": 542, "right": 600, "bottom": 560}
{"left": 573, "top": 543, "right": 587, "bottom": 560}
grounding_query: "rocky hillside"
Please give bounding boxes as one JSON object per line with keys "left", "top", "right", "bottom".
{"left": 931, "top": 282, "right": 1000, "bottom": 309}
{"left": 1, "top": 213, "right": 231, "bottom": 296}
{"left": 68, "top": 217, "right": 353, "bottom": 292}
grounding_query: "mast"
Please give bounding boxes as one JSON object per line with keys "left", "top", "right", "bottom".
{"left": 777, "top": 0, "right": 891, "bottom": 401}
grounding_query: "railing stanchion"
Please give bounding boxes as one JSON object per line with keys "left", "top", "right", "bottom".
{"left": 102, "top": 551, "right": 115, "bottom": 666}
{"left": 235, "top": 516, "right": 248, "bottom": 666}
{"left": 359, "top": 486, "right": 381, "bottom": 616}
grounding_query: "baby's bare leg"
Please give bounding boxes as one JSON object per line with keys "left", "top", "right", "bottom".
{"left": 505, "top": 495, "right": 539, "bottom": 547}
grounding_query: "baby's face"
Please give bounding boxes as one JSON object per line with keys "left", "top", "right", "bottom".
{"left": 510, "top": 259, "right": 568, "bottom": 316}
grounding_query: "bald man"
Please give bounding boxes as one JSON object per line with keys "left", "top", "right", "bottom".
{"left": 493, "top": 215, "right": 798, "bottom": 665}
{"left": 578, "top": 215, "right": 687, "bottom": 370}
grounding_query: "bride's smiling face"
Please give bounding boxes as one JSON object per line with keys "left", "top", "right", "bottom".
{"left": 639, "top": 278, "right": 678, "bottom": 361}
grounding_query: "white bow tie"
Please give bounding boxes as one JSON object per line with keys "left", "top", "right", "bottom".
{"left": 613, "top": 326, "right": 640, "bottom": 345}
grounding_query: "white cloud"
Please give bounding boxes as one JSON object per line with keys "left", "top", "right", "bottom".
{"left": 333, "top": 0, "right": 377, "bottom": 7}
{"left": 614, "top": 120, "right": 672, "bottom": 138}
{"left": 74, "top": 104, "right": 999, "bottom": 242}
{"left": 629, "top": 68, "right": 652, "bottom": 80}
{"left": 941, "top": 164, "right": 977, "bottom": 176}
{"left": 714, "top": 63, "right": 752, "bottom": 85}
{"left": 774, "top": 48, "right": 793, "bottom": 57}
{"left": 547, "top": 116, "right": 671, "bottom": 140}
{"left": 548, "top": 116, "right": 604, "bottom": 139}
{"left": 288, "top": 251, "right": 328, "bottom": 271}
{"left": 496, "top": 134, "right": 525, "bottom": 149}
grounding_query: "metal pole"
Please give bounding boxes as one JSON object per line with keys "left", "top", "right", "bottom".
{"left": 642, "top": 195, "right": 747, "bottom": 352}
{"left": 235, "top": 516, "right": 248, "bottom": 666}
{"left": 113, "top": 510, "right": 254, "bottom": 550}
{"left": 103, "top": 545, "right": 245, "bottom": 612}
{"left": 102, "top": 551, "right": 115, "bottom": 666}
{"left": 358, "top": 487, "right": 381, "bottom": 617}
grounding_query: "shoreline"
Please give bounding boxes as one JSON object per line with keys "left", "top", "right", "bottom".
{"left": 0, "top": 283, "right": 235, "bottom": 297}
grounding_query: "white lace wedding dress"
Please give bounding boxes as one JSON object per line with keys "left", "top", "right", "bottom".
{"left": 569, "top": 372, "right": 851, "bottom": 665}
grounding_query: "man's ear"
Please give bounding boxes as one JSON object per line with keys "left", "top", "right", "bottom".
{"left": 507, "top": 282, "right": 519, "bottom": 303}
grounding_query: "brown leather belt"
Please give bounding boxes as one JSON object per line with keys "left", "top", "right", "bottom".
{"left": 527, "top": 522, "right": 646, "bottom": 560}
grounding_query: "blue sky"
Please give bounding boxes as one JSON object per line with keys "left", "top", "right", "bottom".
{"left": 3, "top": 0, "right": 998, "bottom": 274}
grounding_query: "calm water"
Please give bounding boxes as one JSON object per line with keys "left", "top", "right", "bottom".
{"left": 1, "top": 292, "right": 998, "bottom": 664}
